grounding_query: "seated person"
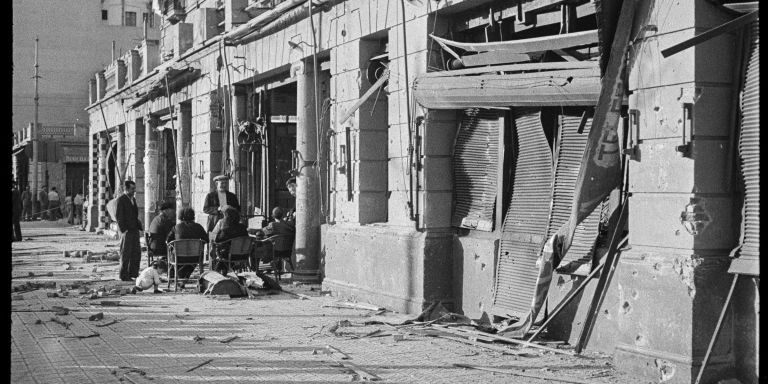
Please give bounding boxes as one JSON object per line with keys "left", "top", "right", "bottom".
{"left": 261, "top": 207, "right": 296, "bottom": 270}
{"left": 131, "top": 260, "right": 166, "bottom": 294}
{"left": 148, "top": 202, "right": 176, "bottom": 257}
{"left": 210, "top": 206, "right": 249, "bottom": 275}
{"left": 166, "top": 207, "right": 209, "bottom": 287}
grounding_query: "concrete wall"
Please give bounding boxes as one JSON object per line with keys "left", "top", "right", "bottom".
{"left": 576, "top": 1, "right": 748, "bottom": 383}
{"left": 12, "top": 0, "right": 157, "bottom": 134}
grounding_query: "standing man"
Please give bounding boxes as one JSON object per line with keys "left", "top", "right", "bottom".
{"left": 12, "top": 181, "right": 22, "bottom": 242}
{"left": 65, "top": 191, "right": 74, "bottom": 224}
{"left": 203, "top": 175, "right": 240, "bottom": 233}
{"left": 73, "top": 190, "right": 84, "bottom": 225}
{"left": 21, "top": 185, "right": 32, "bottom": 221}
{"left": 48, "top": 187, "right": 60, "bottom": 221}
{"left": 115, "top": 180, "right": 143, "bottom": 281}
{"left": 37, "top": 186, "right": 48, "bottom": 221}
{"left": 285, "top": 177, "right": 297, "bottom": 223}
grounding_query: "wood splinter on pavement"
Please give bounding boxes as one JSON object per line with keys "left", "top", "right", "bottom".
{"left": 220, "top": 336, "right": 239, "bottom": 343}
{"left": 325, "top": 345, "right": 351, "bottom": 360}
{"left": 186, "top": 359, "right": 214, "bottom": 372}
{"left": 95, "top": 319, "right": 119, "bottom": 327}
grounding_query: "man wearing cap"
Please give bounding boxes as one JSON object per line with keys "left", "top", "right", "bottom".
{"left": 116, "top": 180, "right": 143, "bottom": 281}
{"left": 203, "top": 175, "right": 240, "bottom": 233}
{"left": 148, "top": 201, "right": 176, "bottom": 258}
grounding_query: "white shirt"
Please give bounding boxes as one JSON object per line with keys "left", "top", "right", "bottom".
{"left": 48, "top": 191, "right": 59, "bottom": 201}
{"left": 136, "top": 267, "right": 162, "bottom": 290}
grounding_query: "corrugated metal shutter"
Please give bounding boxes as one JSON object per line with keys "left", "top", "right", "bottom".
{"left": 492, "top": 109, "right": 553, "bottom": 317}
{"left": 729, "top": 21, "right": 759, "bottom": 276}
{"left": 452, "top": 108, "right": 500, "bottom": 231}
{"left": 551, "top": 113, "right": 604, "bottom": 275}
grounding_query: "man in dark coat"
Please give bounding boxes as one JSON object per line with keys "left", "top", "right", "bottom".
{"left": 12, "top": 181, "right": 22, "bottom": 242}
{"left": 115, "top": 180, "right": 143, "bottom": 281}
{"left": 37, "top": 186, "right": 48, "bottom": 221}
{"left": 203, "top": 175, "right": 240, "bottom": 233}
{"left": 148, "top": 201, "right": 176, "bottom": 257}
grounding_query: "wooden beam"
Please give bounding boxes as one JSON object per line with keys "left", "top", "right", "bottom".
{"left": 430, "top": 29, "right": 598, "bottom": 54}
{"left": 661, "top": 10, "right": 758, "bottom": 58}
{"left": 338, "top": 69, "right": 389, "bottom": 125}
{"left": 460, "top": 50, "right": 531, "bottom": 67}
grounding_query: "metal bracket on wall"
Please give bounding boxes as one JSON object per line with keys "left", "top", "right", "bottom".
{"left": 675, "top": 103, "right": 693, "bottom": 158}
{"left": 621, "top": 109, "right": 640, "bottom": 160}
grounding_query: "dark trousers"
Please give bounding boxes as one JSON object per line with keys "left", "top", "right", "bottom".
{"left": 119, "top": 229, "right": 142, "bottom": 280}
{"left": 12, "top": 219, "right": 21, "bottom": 242}
{"left": 22, "top": 202, "right": 32, "bottom": 221}
{"left": 49, "top": 201, "right": 60, "bottom": 220}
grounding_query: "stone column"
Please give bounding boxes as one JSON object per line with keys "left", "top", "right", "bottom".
{"left": 176, "top": 103, "right": 192, "bottom": 221}
{"left": 97, "top": 133, "right": 109, "bottom": 231}
{"left": 293, "top": 60, "right": 320, "bottom": 282}
{"left": 117, "top": 126, "right": 125, "bottom": 184}
{"left": 133, "top": 119, "right": 146, "bottom": 222}
{"left": 144, "top": 116, "right": 159, "bottom": 227}
{"left": 231, "top": 85, "right": 248, "bottom": 215}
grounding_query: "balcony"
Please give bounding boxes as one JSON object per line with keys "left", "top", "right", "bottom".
{"left": 163, "top": 0, "right": 186, "bottom": 24}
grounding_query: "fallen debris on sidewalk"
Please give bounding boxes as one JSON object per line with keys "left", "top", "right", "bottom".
{"left": 220, "top": 336, "right": 239, "bottom": 343}
{"left": 88, "top": 312, "right": 104, "bottom": 321}
{"left": 323, "top": 301, "right": 384, "bottom": 311}
{"left": 454, "top": 363, "right": 592, "bottom": 384}
{"left": 94, "top": 319, "right": 119, "bottom": 327}
{"left": 186, "top": 359, "right": 213, "bottom": 372}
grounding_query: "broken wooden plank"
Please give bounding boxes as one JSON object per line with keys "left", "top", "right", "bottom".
{"left": 461, "top": 50, "right": 531, "bottom": 67}
{"left": 440, "top": 326, "right": 576, "bottom": 356}
{"left": 340, "top": 361, "right": 381, "bottom": 381}
{"left": 661, "top": 10, "right": 758, "bottom": 58}
{"left": 94, "top": 319, "right": 119, "bottom": 328}
{"left": 338, "top": 69, "right": 390, "bottom": 125}
{"left": 186, "top": 359, "right": 213, "bottom": 372}
{"left": 427, "top": 332, "right": 532, "bottom": 356}
{"left": 220, "top": 336, "right": 239, "bottom": 344}
{"left": 420, "top": 60, "right": 598, "bottom": 79}
{"left": 429, "top": 29, "right": 598, "bottom": 54}
{"left": 325, "top": 345, "right": 351, "bottom": 360}
{"left": 454, "top": 363, "right": 592, "bottom": 384}
{"left": 326, "top": 302, "right": 385, "bottom": 311}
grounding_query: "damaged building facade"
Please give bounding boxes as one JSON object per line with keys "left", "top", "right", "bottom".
{"left": 85, "top": 0, "right": 758, "bottom": 383}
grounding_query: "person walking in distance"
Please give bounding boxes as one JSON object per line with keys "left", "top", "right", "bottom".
{"left": 73, "top": 191, "right": 84, "bottom": 225}
{"left": 48, "top": 187, "right": 61, "bottom": 221}
{"left": 37, "top": 186, "right": 48, "bottom": 221}
{"left": 65, "top": 191, "right": 74, "bottom": 224}
{"left": 12, "top": 181, "right": 23, "bottom": 242}
{"left": 21, "top": 185, "right": 32, "bottom": 221}
{"left": 115, "top": 180, "right": 143, "bottom": 281}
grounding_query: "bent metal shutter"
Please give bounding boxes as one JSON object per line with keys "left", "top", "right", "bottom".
{"left": 452, "top": 109, "right": 500, "bottom": 231}
{"left": 550, "top": 112, "right": 605, "bottom": 275}
{"left": 492, "top": 109, "right": 553, "bottom": 317}
{"left": 729, "top": 21, "right": 759, "bottom": 276}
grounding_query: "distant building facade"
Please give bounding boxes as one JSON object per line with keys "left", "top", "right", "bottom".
{"left": 12, "top": 0, "right": 159, "bottom": 196}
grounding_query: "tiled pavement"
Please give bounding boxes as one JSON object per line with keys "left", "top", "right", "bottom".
{"left": 11, "top": 222, "right": 649, "bottom": 383}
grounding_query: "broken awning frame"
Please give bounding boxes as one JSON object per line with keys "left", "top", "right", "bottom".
{"left": 413, "top": 61, "right": 601, "bottom": 109}
{"left": 127, "top": 67, "right": 201, "bottom": 110}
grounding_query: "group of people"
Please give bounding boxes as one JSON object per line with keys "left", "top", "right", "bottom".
{"left": 115, "top": 175, "right": 297, "bottom": 293}
{"left": 17, "top": 184, "right": 85, "bottom": 224}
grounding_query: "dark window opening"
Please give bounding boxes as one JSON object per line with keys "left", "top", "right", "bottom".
{"left": 142, "top": 12, "right": 154, "bottom": 28}
{"left": 125, "top": 11, "right": 137, "bottom": 27}
{"left": 102, "top": 10, "right": 108, "bottom": 21}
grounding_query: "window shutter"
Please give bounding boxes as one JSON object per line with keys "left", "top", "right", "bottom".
{"left": 549, "top": 112, "right": 604, "bottom": 275}
{"left": 492, "top": 109, "right": 553, "bottom": 317}
{"left": 730, "top": 21, "right": 759, "bottom": 276}
{"left": 452, "top": 108, "right": 500, "bottom": 231}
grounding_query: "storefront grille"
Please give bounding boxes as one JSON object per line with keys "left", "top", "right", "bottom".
{"left": 452, "top": 108, "right": 500, "bottom": 231}
{"left": 492, "top": 109, "right": 553, "bottom": 317}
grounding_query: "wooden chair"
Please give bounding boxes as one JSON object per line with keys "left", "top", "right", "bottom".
{"left": 264, "top": 234, "right": 294, "bottom": 282}
{"left": 167, "top": 239, "right": 206, "bottom": 292}
{"left": 213, "top": 236, "right": 254, "bottom": 274}
{"left": 145, "top": 232, "right": 169, "bottom": 267}
{"left": 144, "top": 233, "right": 155, "bottom": 267}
